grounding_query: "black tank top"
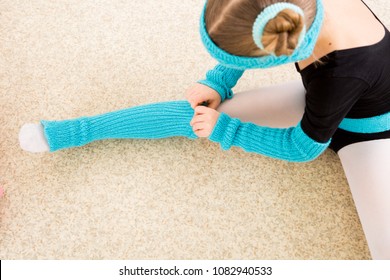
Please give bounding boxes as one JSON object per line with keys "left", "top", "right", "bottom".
{"left": 295, "top": 1, "right": 390, "bottom": 143}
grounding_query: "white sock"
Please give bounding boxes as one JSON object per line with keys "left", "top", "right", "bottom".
{"left": 19, "top": 123, "right": 50, "bottom": 153}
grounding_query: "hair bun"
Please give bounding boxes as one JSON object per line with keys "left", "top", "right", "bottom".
{"left": 261, "top": 9, "right": 305, "bottom": 56}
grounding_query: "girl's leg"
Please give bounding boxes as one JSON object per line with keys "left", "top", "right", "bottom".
{"left": 20, "top": 80, "right": 306, "bottom": 153}
{"left": 338, "top": 139, "right": 390, "bottom": 259}
{"left": 20, "top": 101, "right": 197, "bottom": 152}
{"left": 217, "top": 80, "right": 306, "bottom": 128}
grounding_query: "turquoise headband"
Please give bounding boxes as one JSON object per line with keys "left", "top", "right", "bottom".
{"left": 200, "top": 0, "right": 324, "bottom": 70}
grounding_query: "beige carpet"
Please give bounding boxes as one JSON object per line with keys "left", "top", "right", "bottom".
{"left": 1, "top": 0, "right": 388, "bottom": 260}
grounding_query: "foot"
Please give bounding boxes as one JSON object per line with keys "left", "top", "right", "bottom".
{"left": 19, "top": 123, "right": 50, "bottom": 153}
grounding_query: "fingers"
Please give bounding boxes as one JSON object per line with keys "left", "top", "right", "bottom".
{"left": 190, "top": 113, "right": 207, "bottom": 126}
{"left": 185, "top": 83, "right": 221, "bottom": 109}
{"left": 191, "top": 122, "right": 213, "bottom": 138}
{"left": 190, "top": 106, "right": 212, "bottom": 126}
{"left": 190, "top": 106, "right": 220, "bottom": 138}
{"left": 190, "top": 109, "right": 208, "bottom": 137}
{"left": 192, "top": 128, "right": 210, "bottom": 138}
{"left": 185, "top": 89, "right": 203, "bottom": 109}
{"left": 186, "top": 95, "right": 198, "bottom": 109}
{"left": 208, "top": 100, "right": 219, "bottom": 110}
{"left": 194, "top": 105, "right": 211, "bottom": 114}
{"left": 189, "top": 97, "right": 209, "bottom": 109}
{"left": 191, "top": 122, "right": 203, "bottom": 132}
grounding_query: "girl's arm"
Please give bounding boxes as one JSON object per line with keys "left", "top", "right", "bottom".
{"left": 206, "top": 76, "right": 370, "bottom": 162}
{"left": 209, "top": 114, "right": 329, "bottom": 162}
{"left": 198, "top": 64, "right": 245, "bottom": 102}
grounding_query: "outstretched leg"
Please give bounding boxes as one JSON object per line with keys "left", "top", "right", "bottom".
{"left": 20, "top": 80, "right": 306, "bottom": 153}
{"left": 338, "top": 139, "right": 390, "bottom": 259}
{"left": 19, "top": 101, "right": 197, "bottom": 152}
{"left": 20, "top": 80, "right": 305, "bottom": 153}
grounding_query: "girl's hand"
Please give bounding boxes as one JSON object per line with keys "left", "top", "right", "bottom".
{"left": 190, "top": 106, "right": 220, "bottom": 138}
{"left": 185, "top": 83, "right": 222, "bottom": 109}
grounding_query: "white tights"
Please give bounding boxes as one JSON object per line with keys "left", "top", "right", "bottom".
{"left": 338, "top": 141, "right": 390, "bottom": 259}
{"left": 217, "top": 80, "right": 390, "bottom": 259}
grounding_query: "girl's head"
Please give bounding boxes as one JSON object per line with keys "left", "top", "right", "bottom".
{"left": 199, "top": 0, "right": 324, "bottom": 70}
{"left": 205, "top": 0, "right": 317, "bottom": 57}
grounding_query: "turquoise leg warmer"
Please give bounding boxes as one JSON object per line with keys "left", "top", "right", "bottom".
{"left": 41, "top": 100, "right": 197, "bottom": 152}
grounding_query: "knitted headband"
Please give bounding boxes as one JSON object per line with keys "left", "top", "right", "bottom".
{"left": 200, "top": 0, "right": 324, "bottom": 70}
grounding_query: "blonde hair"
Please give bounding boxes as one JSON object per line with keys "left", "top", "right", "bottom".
{"left": 205, "top": 0, "right": 317, "bottom": 57}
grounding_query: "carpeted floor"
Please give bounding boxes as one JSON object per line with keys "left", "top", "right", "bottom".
{"left": 0, "top": 0, "right": 388, "bottom": 259}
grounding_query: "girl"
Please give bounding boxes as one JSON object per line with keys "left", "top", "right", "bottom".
{"left": 19, "top": 0, "right": 390, "bottom": 259}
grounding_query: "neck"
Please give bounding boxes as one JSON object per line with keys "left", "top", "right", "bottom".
{"left": 298, "top": 0, "right": 332, "bottom": 70}
{"left": 297, "top": 32, "right": 331, "bottom": 70}
{"left": 298, "top": 0, "right": 386, "bottom": 70}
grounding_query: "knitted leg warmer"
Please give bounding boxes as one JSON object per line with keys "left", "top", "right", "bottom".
{"left": 41, "top": 100, "right": 197, "bottom": 152}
